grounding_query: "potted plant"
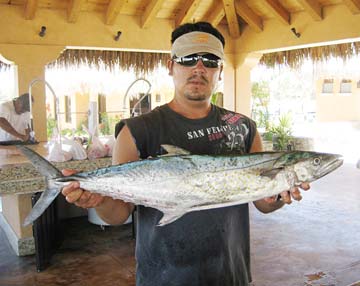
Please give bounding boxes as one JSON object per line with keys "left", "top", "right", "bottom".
{"left": 264, "top": 113, "right": 293, "bottom": 151}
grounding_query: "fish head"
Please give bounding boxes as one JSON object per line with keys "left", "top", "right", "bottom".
{"left": 274, "top": 151, "right": 343, "bottom": 183}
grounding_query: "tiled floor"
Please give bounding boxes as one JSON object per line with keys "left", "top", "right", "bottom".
{"left": 0, "top": 163, "right": 359, "bottom": 286}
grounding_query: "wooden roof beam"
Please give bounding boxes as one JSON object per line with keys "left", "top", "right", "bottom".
{"left": 105, "top": 0, "right": 127, "bottom": 25}
{"left": 68, "top": 0, "right": 85, "bottom": 23}
{"left": 175, "top": 0, "right": 202, "bottom": 27}
{"left": 24, "top": 0, "right": 38, "bottom": 20}
{"left": 235, "top": 0, "right": 263, "bottom": 33}
{"left": 222, "top": 0, "right": 240, "bottom": 38}
{"left": 141, "top": 0, "right": 166, "bottom": 28}
{"left": 264, "top": 0, "right": 290, "bottom": 25}
{"left": 297, "top": 0, "right": 323, "bottom": 21}
{"left": 203, "top": 1, "right": 225, "bottom": 27}
{"left": 342, "top": 0, "right": 360, "bottom": 14}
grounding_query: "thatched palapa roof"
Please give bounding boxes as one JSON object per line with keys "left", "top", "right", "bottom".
{"left": 3, "top": 41, "right": 360, "bottom": 73}
{"left": 260, "top": 41, "right": 360, "bottom": 68}
{"left": 47, "top": 49, "right": 171, "bottom": 75}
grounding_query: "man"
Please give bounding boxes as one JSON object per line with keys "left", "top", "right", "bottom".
{"left": 62, "top": 22, "right": 310, "bottom": 285}
{"left": 0, "top": 93, "right": 32, "bottom": 142}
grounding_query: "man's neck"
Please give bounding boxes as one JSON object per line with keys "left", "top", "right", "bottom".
{"left": 168, "top": 98, "right": 212, "bottom": 119}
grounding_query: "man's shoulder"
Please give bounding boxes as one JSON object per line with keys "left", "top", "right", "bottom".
{"left": 115, "top": 105, "right": 167, "bottom": 137}
{"left": 127, "top": 105, "right": 168, "bottom": 122}
{"left": 213, "top": 105, "right": 254, "bottom": 123}
{"left": 0, "top": 101, "right": 13, "bottom": 115}
{"left": 0, "top": 101, "right": 12, "bottom": 108}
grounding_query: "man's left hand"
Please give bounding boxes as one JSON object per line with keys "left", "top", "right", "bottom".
{"left": 264, "top": 182, "right": 311, "bottom": 204}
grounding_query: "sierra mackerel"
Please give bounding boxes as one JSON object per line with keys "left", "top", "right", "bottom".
{"left": 16, "top": 145, "right": 343, "bottom": 226}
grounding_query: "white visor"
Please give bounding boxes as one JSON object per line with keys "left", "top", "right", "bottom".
{"left": 171, "top": 31, "right": 224, "bottom": 60}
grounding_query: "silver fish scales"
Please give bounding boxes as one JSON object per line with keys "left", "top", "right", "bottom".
{"left": 16, "top": 145, "right": 343, "bottom": 226}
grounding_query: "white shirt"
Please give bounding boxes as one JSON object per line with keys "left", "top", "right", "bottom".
{"left": 0, "top": 101, "right": 31, "bottom": 141}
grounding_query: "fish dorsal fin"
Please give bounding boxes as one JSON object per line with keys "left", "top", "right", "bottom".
{"left": 260, "top": 168, "right": 283, "bottom": 179}
{"left": 161, "top": 145, "right": 191, "bottom": 156}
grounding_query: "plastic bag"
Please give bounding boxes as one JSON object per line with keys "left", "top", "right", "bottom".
{"left": 47, "top": 127, "right": 73, "bottom": 162}
{"left": 62, "top": 137, "right": 87, "bottom": 160}
{"left": 102, "top": 135, "right": 115, "bottom": 157}
{"left": 84, "top": 125, "right": 108, "bottom": 159}
{"left": 48, "top": 140, "right": 73, "bottom": 162}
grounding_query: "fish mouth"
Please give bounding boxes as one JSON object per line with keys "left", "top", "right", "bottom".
{"left": 315, "top": 156, "right": 343, "bottom": 178}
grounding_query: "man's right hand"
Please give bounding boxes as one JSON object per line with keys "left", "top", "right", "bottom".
{"left": 61, "top": 169, "right": 105, "bottom": 209}
{"left": 59, "top": 125, "right": 138, "bottom": 225}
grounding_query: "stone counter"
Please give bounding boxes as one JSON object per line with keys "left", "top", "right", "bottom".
{"left": 0, "top": 158, "right": 112, "bottom": 195}
{"left": 0, "top": 144, "right": 112, "bottom": 195}
{"left": 0, "top": 144, "right": 112, "bottom": 256}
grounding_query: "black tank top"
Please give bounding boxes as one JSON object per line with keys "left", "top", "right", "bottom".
{"left": 116, "top": 104, "right": 257, "bottom": 286}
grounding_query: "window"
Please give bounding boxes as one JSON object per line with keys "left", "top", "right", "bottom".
{"left": 340, "top": 79, "right": 352, "bottom": 93}
{"left": 64, "top": 95, "right": 72, "bottom": 123}
{"left": 322, "top": 79, "right": 333, "bottom": 93}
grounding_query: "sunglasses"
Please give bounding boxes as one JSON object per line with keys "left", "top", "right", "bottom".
{"left": 173, "top": 55, "right": 223, "bottom": 68}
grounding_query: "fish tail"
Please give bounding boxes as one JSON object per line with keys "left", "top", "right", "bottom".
{"left": 23, "top": 188, "right": 61, "bottom": 226}
{"left": 16, "top": 145, "right": 63, "bottom": 226}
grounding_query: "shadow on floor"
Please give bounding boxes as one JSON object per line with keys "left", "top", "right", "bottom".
{"left": 0, "top": 217, "right": 136, "bottom": 286}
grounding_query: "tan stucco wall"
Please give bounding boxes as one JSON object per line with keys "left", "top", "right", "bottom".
{"left": 232, "top": 4, "right": 360, "bottom": 116}
{"left": 316, "top": 78, "right": 360, "bottom": 121}
{"left": 74, "top": 92, "right": 90, "bottom": 129}
{"left": 235, "top": 5, "right": 360, "bottom": 54}
{"left": 234, "top": 53, "right": 263, "bottom": 117}
{"left": 0, "top": 45, "right": 65, "bottom": 140}
{"left": 2, "top": 194, "right": 33, "bottom": 238}
{"left": 1, "top": 4, "right": 360, "bottom": 124}
{"left": 0, "top": 6, "right": 173, "bottom": 51}
{"left": 0, "top": 6, "right": 236, "bottom": 139}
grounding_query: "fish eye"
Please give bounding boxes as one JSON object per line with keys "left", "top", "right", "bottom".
{"left": 313, "top": 157, "right": 321, "bottom": 166}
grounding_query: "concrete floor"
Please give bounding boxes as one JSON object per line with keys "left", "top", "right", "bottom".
{"left": 0, "top": 163, "right": 359, "bottom": 286}
{"left": 249, "top": 162, "right": 360, "bottom": 286}
{"left": 0, "top": 218, "right": 136, "bottom": 286}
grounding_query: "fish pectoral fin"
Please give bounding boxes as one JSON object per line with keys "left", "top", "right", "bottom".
{"left": 157, "top": 211, "right": 186, "bottom": 226}
{"left": 260, "top": 168, "right": 283, "bottom": 179}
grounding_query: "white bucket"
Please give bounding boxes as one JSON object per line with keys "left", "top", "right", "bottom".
{"left": 87, "top": 208, "right": 132, "bottom": 225}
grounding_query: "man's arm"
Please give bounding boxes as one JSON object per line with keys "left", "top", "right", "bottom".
{"left": 0, "top": 117, "right": 29, "bottom": 141}
{"left": 61, "top": 125, "right": 138, "bottom": 225}
{"left": 250, "top": 131, "right": 310, "bottom": 213}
